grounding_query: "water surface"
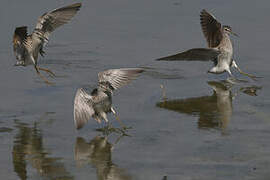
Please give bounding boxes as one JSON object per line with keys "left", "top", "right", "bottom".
{"left": 1, "top": 0, "right": 270, "bottom": 179}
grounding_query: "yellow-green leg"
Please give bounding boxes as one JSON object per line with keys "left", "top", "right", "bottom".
{"left": 34, "top": 66, "right": 54, "bottom": 85}
{"left": 37, "top": 67, "right": 56, "bottom": 77}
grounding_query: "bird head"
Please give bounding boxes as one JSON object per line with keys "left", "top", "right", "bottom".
{"left": 223, "top": 25, "right": 238, "bottom": 37}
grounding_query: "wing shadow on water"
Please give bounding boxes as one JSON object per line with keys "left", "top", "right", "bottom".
{"left": 156, "top": 81, "right": 233, "bottom": 132}
{"left": 12, "top": 120, "right": 73, "bottom": 180}
{"left": 74, "top": 135, "right": 132, "bottom": 180}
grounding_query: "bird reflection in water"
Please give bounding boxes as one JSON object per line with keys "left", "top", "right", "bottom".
{"left": 157, "top": 81, "right": 234, "bottom": 133}
{"left": 157, "top": 81, "right": 262, "bottom": 133}
{"left": 12, "top": 120, "right": 73, "bottom": 180}
{"left": 74, "top": 135, "right": 132, "bottom": 180}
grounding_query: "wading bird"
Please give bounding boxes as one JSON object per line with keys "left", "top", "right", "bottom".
{"left": 13, "top": 3, "right": 82, "bottom": 84}
{"left": 157, "top": 9, "right": 259, "bottom": 80}
{"left": 74, "top": 68, "right": 144, "bottom": 130}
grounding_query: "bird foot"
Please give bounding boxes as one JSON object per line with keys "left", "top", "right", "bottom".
{"left": 96, "top": 124, "right": 132, "bottom": 136}
{"left": 38, "top": 67, "right": 56, "bottom": 78}
{"left": 36, "top": 71, "right": 54, "bottom": 85}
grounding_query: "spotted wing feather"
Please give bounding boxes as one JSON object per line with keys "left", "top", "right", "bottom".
{"left": 98, "top": 68, "right": 144, "bottom": 91}
{"left": 74, "top": 88, "right": 95, "bottom": 129}
{"left": 34, "top": 2, "right": 81, "bottom": 45}
{"left": 200, "top": 9, "right": 223, "bottom": 48}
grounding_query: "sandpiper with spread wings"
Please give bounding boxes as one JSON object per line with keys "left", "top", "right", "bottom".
{"left": 157, "top": 9, "right": 259, "bottom": 80}
{"left": 73, "top": 68, "right": 144, "bottom": 130}
{"left": 13, "top": 3, "right": 82, "bottom": 84}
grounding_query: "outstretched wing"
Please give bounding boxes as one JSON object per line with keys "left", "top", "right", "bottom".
{"left": 200, "top": 9, "right": 223, "bottom": 48}
{"left": 74, "top": 88, "right": 95, "bottom": 129}
{"left": 157, "top": 48, "right": 220, "bottom": 61}
{"left": 33, "top": 3, "right": 81, "bottom": 44}
{"left": 98, "top": 68, "right": 144, "bottom": 91}
{"left": 13, "top": 26, "right": 28, "bottom": 60}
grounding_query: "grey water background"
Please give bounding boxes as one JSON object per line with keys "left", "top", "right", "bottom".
{"left": 1, "top": 0, "right": 270, "bottom": 179}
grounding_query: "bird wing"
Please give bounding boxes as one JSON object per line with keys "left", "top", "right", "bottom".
{"left": 33, "top": 3, "right": 81, "bottom": 43}
{"left": 200, "top": 9, "right": 223, "bottom": 48}
{"left": 13, "top": 26, "right": 28, "bottom": 60}
{"left": 157, "top": 48, "right": 220, "bottom": 61}
{"left": 74, "top": 88, "right": 95, "bottom": 129}
{"left": 98, "top": 68, "right": 144, "bottom": 91}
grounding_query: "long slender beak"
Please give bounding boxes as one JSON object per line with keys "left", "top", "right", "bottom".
{"left": 231, "top": 31, "right": 239, "bottom": 37}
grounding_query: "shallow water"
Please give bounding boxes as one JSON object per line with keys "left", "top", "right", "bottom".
{"left": 1, "top": 0, "right": 270, "bottom": 179}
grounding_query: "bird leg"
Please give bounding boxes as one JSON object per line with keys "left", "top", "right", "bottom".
{"left": 100, "top": 112, "right": 109, "bottom": 124}
{"left": 225, "top": 68, "right": 237, "bottom": 82}
{"left": 226, "top": 68, "right": 233, "bottom": 77}
{"left": 231, "top": 61, "right": 261, "bottom": 80}
{"left": 111, "top": 107, "right": 131, "bottom": 131}
{"left": 111, "top": 134, "right": 127, "bottom": 151}
{"left": 34, "top": 66, "right": 54, "bottom": 85}
{"left": 100, "top": 112, "right": 115, "bottom": 132}
{"left": 111, "top": 107, "right": 124, "bottom": 126}
{"left": 160, "top": 84, "right": 168, "bottom": 102}
{"left": 231, "top": 88, "right": 240, "bottom": 100}
{"left": 37, "top": 67, "right": 56, "bottom": 77}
